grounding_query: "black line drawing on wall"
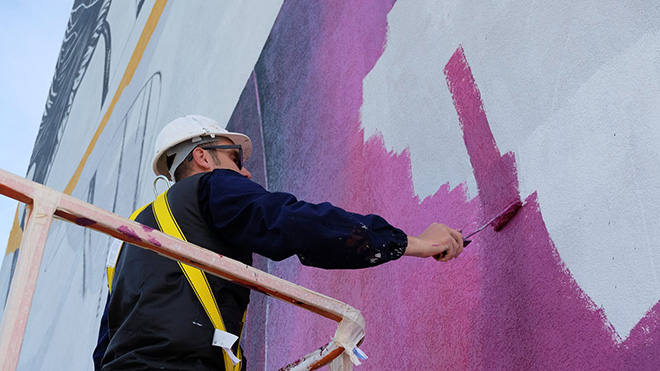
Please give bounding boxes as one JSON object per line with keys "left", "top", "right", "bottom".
{"left": 28, "top": 0, "right": 113, "bottom": 184}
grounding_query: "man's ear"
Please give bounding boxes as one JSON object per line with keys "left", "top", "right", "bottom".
{"left": 190, "top": 147, "right": 213, "bottom": 171}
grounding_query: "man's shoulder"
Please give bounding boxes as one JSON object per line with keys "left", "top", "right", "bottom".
{"left": 202, "top": 169, "right": 265, "bottom": 194}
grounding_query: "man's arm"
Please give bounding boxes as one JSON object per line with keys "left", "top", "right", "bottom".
{"left": 199, "top": 169, "right": 463, "bottom": 268}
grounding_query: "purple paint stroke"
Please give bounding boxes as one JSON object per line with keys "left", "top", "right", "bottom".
{"left": 444, "top": 45, "right": 615, "bottom": 369}
{"left": 444, "top": 45, "right": 660, "bottom": 369}
{"left": 142, "top": 224, "right": 155, "bottom": 233}
{"left": 444, "top": 46, "right": 521, "bottom": 218}
{"left": 245, "top": 1, "right": 408, "bottom": 367}
{"left": 117, "top": 225, "right": 141, "bottom": 242}
{"left": 621, "top": 301, "right": 660, "bottom": 368}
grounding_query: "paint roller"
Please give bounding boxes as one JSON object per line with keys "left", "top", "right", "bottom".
{"left": 434, "top": 200, "right": 522, "bottom": 260}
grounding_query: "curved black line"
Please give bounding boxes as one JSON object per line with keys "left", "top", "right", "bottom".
{"left": 136, "top": 0, "right": 145, "bottom": 17}
{"left": 98, "top": 18, "right": 112, "bottom": 106}
{"left": 28, "top": 0, "right": 113, "bottom": 184}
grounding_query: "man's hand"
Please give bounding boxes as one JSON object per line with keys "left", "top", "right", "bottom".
{"left": 405, "top": 223, "right": 464, "bottom": 262}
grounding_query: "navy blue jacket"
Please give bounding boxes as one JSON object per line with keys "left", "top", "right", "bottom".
{"left": 95, "top": 169, "right": 407, "bottom": 370}
{"left": 199, "top": 169, "right": 408, "bottom": 268}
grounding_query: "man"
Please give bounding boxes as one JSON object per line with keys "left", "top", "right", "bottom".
{"left": 95, "top": 114, "right": 463, "bottom": 370}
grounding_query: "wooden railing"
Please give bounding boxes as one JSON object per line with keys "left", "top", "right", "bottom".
{"left": 0, "top": 168, "right": 365, "bottom": 370}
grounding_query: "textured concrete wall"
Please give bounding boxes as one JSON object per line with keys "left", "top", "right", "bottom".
{"left": 2, "top": 0, "right": 659, "bottom": 369}
{"left": 237, "top": 1, "right": 660, "bottom": 369}
{"left": 0, "top": 1, "right": 283, "bottom": 369}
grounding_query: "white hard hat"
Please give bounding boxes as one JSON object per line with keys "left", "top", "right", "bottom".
{"left": 152, "top": 114, "right": 252, "bottom": 180}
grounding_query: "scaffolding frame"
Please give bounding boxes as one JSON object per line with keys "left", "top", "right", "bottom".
{"left": 0, "top": 168, "right": 364, "bottom": 370}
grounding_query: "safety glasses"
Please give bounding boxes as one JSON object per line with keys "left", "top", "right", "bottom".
{"left": 200, "top": 145, "right": 243, "bottom": 169}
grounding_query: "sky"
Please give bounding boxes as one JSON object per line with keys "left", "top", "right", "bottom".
{"left": 0, "top": 0, "right": 74, "bottom": 267}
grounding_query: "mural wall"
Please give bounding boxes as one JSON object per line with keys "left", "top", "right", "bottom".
{"left": 2, "top": 0, "right": 659, "bottom": 369}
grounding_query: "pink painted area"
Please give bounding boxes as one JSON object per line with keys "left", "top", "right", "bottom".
{"left": 622, "top": 302, "right": 660, "bottom": 368}
{"left": 475, "top": 193, "right": 617, "bottom": 369}
{"left": 254, "top": 2, "right": 483, "bottom": 367}
{"left": 441, "top": 47, "right": 657, "bottom": 369}
{"left": 444, "top": 46, "right": 521, "bottom": 218}
{"left": 243, "top": 2, "right": 660, "bottom": 369}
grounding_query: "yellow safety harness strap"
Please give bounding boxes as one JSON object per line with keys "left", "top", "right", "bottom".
{"left": 106, "top": 202, "right": 151, "bottom": 292}
{"left": 152, "top": 190, "right": 243, "bottom": 371}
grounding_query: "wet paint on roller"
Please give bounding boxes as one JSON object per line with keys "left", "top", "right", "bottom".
{"left": 490, "top": 200, "right": 523, "bottom": 231}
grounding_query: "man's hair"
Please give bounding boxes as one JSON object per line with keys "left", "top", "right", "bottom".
{"left": 173, "top": 140, "right": 223, "bottom": 182}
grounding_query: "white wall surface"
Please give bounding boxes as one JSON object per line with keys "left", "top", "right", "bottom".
{"left": 2, "top": 1, "right": 284, "bottom": 369}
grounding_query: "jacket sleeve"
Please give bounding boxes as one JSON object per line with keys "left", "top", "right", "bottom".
{"left": 198, "top": 169, "right": 408, "bottom": 269}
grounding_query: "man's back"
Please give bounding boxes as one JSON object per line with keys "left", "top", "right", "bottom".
{"left": 101, "top": 173, "right": 250, "bottom": 370}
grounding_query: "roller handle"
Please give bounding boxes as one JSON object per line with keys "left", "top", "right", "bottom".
{"left": 433, "top": 238, "right": 471, "bottom": 260}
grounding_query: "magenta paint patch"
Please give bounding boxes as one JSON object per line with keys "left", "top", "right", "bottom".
{"left": 235, "top": 2, "right": 660, "bottom": 369}
{"left": 439, "top": 45, "right": 659, "bottom": 369}
{"left": 74, "top": 217, "right": 96, "bottom": 226}
{"left": 147, "top": 237, "right": 162, "bottom": 247}
{"left": 621, "top": 302, "right": 660, "bottom": 367}
{"left": 142, "top": 224, "right": 155, "bottom": 233}
{"left": 444, "top": 46, "right": 521, "bottom": 217}
{"left": 117, "top": 225, "right": 140, "bottom": 242}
